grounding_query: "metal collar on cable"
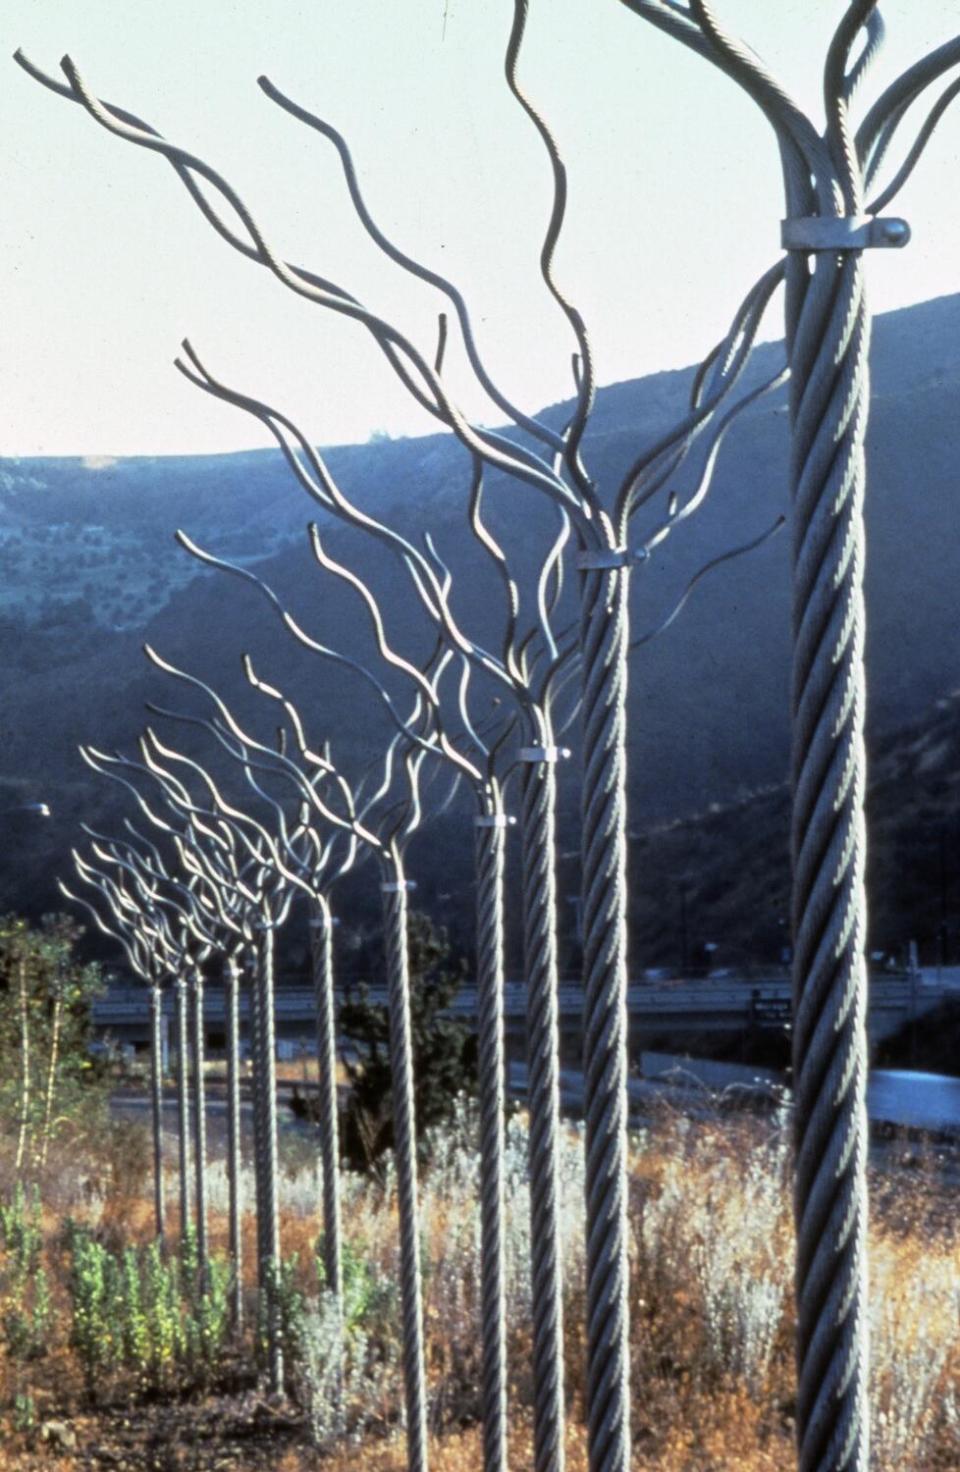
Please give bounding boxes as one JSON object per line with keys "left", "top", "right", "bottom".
{"left": 474, "top": 813, "right": 516, "bottom": 828}
{"left": 380, "top": 879, "right": 417, "bottom": 893}
{"left": 577, "top": 547, "right": 650, "bottom": 570}
{"left": 519, "top": 746, "right": 571, "bottom": 764}
{"left": 781, "top": 215, "right": 910, "bottom": 251}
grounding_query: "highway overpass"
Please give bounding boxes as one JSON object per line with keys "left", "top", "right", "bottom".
{"left": 92, "top": 970, "right": 948, "bottom": 1062}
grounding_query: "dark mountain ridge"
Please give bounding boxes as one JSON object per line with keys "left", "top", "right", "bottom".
{"left": 2, "top": 291, "right": 958, "bottom": 947}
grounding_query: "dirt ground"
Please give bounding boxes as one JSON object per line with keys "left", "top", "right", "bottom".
{"left": 6, "top": 1392, "right": 313, "bottom": 1472}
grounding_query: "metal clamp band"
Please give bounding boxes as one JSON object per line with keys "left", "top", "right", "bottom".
{"left": 474, "top": 813, "right": 516, "bottom": 828}
{"left": 519, "top": 746, "right": 571, "bottom": 763}
{"left": 380, "top": 879, "right": 418, "bottom": 893}
{"left": 308, "top": 915, "right": 335, "bottom": 929}
{"left": 781, "top": 215, "right": 910, "bottom": 251}
{"left": 577, "top": 547, "right": 646, "bottom": 570}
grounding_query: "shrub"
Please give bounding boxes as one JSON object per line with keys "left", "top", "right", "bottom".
{"left": 0, "top": 914, "right": 107, "bottom": 1179}
{"left": 66, "top": 1221, "right": 233, "bottom": 1397}
{"left": 68, "top": 1228, "right": 114, "bottom": 1395}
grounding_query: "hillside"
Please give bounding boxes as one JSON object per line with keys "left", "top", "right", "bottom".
{"left": 629, "top": 685, "right": 960, "bottom": 973}
{"left": 2, "top": 292, "right": 959, "bottom": 955}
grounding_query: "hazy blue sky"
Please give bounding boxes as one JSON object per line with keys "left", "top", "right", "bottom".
{"left": 2, "top": 1, "right": 958, "bottom": 457}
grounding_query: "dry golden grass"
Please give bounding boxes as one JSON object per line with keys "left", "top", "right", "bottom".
{"left": 0, "top": 1105, "right": 958, "bottom": 1469}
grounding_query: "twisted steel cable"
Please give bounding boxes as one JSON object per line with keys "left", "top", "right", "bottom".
{"left": 190, "top": 964, "right": 209, "bottom": 1275}
{"left": 149, "top": 982, "right": 166, "bottom": 1242}
{"left": 139, "top": 646, "right": 431, "bottom": 1422}
{"left": 28, "top": 10, "right": 953, "bottom": 1467}
{"left": 68, "top": 741, "right": 273, "bottom": 1344}
{"left": 258, "top": 925, "right": 284, "bottom": 1393}
{"left": 789, "top": 241, "right": 871, "bottom": 1472}
{"left": 671, "top": 8, "right": 876, "bottom": 1467}
{"left": 309, "top": 898, "right": 342, "bottom": 1310}
{"left": 60, "top": 859, "right": 177, "bottom": 1245}
{"left": 473, "top": 809, "right": 509, "bottom": 1472}
{"left": 246, "top": 941, "right": 268, "bottom": 1324}
{"left": 167, "top": 346, "right": 565, "bottom": 1472}
{"left": 578, "top": 566, "right": 631, "bottom": 1472}
{"left": 669, "top": 5, "right": 921, "bottom": 1467}
{"left": 174, "top": 976, "right": 192, "bottom": 1240}
{"left": 617, "top": 6, "right": 960, "bottom": 1470}
{"left": 380, "top": 867, "right": 428, "bottom": 1472}
{"left": 240, "top": 884, "right": 287, "bottom": 1383}
{"left": 224, "top": 953, "right": 244, "bottom": 1330}
{"left": 129, "top": 665, "right": 329, "bottom": 1377}
{"left": 519, "top": 755, "right": 565, "bottom": 1472}
{"left": 785, "top": 31, "right": 876, "bottom": 1445}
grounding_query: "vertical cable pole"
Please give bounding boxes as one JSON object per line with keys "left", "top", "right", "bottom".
{"left": 225, "top": 953, "right": 244, "bottom": 1330}
{"left": 246, "top": 942, "right": 269, "bottom": 1352}
{"left": 174, "top": 975, "right": 192, "bottom": 1241}
{"left": 149, "top": 981, "right": 166, "bottom": 1243}
{"left": 519, "top": 752, "right": 566, "bottom": 1472}
{"left": 578, "top": 563, "right": 631, "bottom": 1472}
{"left": 380, "top": 864, "right": 428, "bottom": 1472}
{"left": 786, "top": 231, "right": 873, "bottom": 1472}
{"left": 257, "top": 924, "right": 283, "bottom": 1393}
{"left": 191, "top": 963, "right": 209, "bottom": 1277}
{"left": 309, "top": 897, "right": 343, "bottom": 1313}
{"left": 473, "top": 805, "right": 510, "bottom": 1472}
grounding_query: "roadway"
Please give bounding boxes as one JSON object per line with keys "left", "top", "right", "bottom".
{"left": 93, "top": 969, "right": 950, "bottom": 1052}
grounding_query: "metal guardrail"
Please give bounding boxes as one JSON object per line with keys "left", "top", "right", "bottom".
{"left": 93, "top": 972, "right": 936, "bottom": 1031}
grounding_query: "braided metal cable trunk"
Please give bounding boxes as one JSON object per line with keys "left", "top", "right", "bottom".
{"left": 246, "top": 944, "right": 270, "bottom": 1359}
{"left": 519, "top": 759, "right": 566, "bottom": 1472}
{"left": 191, "top": 966, "right": 209, "bottom": 1275}
{"left": 149, "top": 983, "right": 166, "bottom": 1242}
{"left": 578, "top": 565, "right": 631, "bottom": 1472}
{"left": 258, "top": 926, "right": 284, "bottom": 1393}
{"left": 225, "top": 955, "right": 243, "bottom": 1330}
{"left": 379, "top": 864, "right": 428, "bottom": 1472}
{"left": 788, "top": 247, "right": 872, "bottom": 1472}
{"left": 473, "top": 810, "right": 509, "bottom": 1472}
{"left": 309, "top": 897, "right": 343, "bottom": 1311}
{"left": 174, "top": 977, "right": 192, "bottom": 1240}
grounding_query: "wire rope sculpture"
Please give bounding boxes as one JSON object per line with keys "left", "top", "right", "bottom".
{"left": 16, "top": 6, "right": 960, "bottom": 1469}
{"left": 127, "top": 735, "right": 296, "bottom": 1391}
{"left": 142, "top": 681, "right": 363, "bottom": 1328}
{"left": 58, "top": 851, "right": 172, "bottom": 1243}
{"left": 65, "top": 822, "right": 227, "bottom": 1275}
{"left": 166, "top": 404, "right": 573, "bottom": 1472}
{"left": 125, "top": 649, "right": 459, "bottom": 1468}
{"left": 99, "top": 644, "right": 462, "bottom": 1460}
{"left": 613, "top": 8, "right": 960, "bottom": 1468}
{"left": 165, "top": 340, "right": 776, "bottom": 1472}
{"left": 78, "top": 738, "right": 292, "bottom": 1369}
{"left": 11, "top": 26, "right": 793, "bottom": 1467}
{"left": 113, "top": 799, "right": 246, "bottom": 1328}
{"left": 80, "top": 821, "right": 233, "bottom": 1279}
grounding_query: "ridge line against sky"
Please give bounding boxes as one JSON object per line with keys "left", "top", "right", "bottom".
{"left": 2, "top": 286, "right": 957, "bottom": 469}
{"left": 2, "top": 0, "right": 958, "bottom": 458}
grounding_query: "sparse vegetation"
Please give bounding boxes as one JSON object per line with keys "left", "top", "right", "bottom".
{"left": 66, "top": 1224, "right": 232, "bottom": 1398}
{"left": 0, "top": 1097, "right": 958, "bottom": 1469}
{"left": 0, "top": 916, "right": 107, "bottom": 1178}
